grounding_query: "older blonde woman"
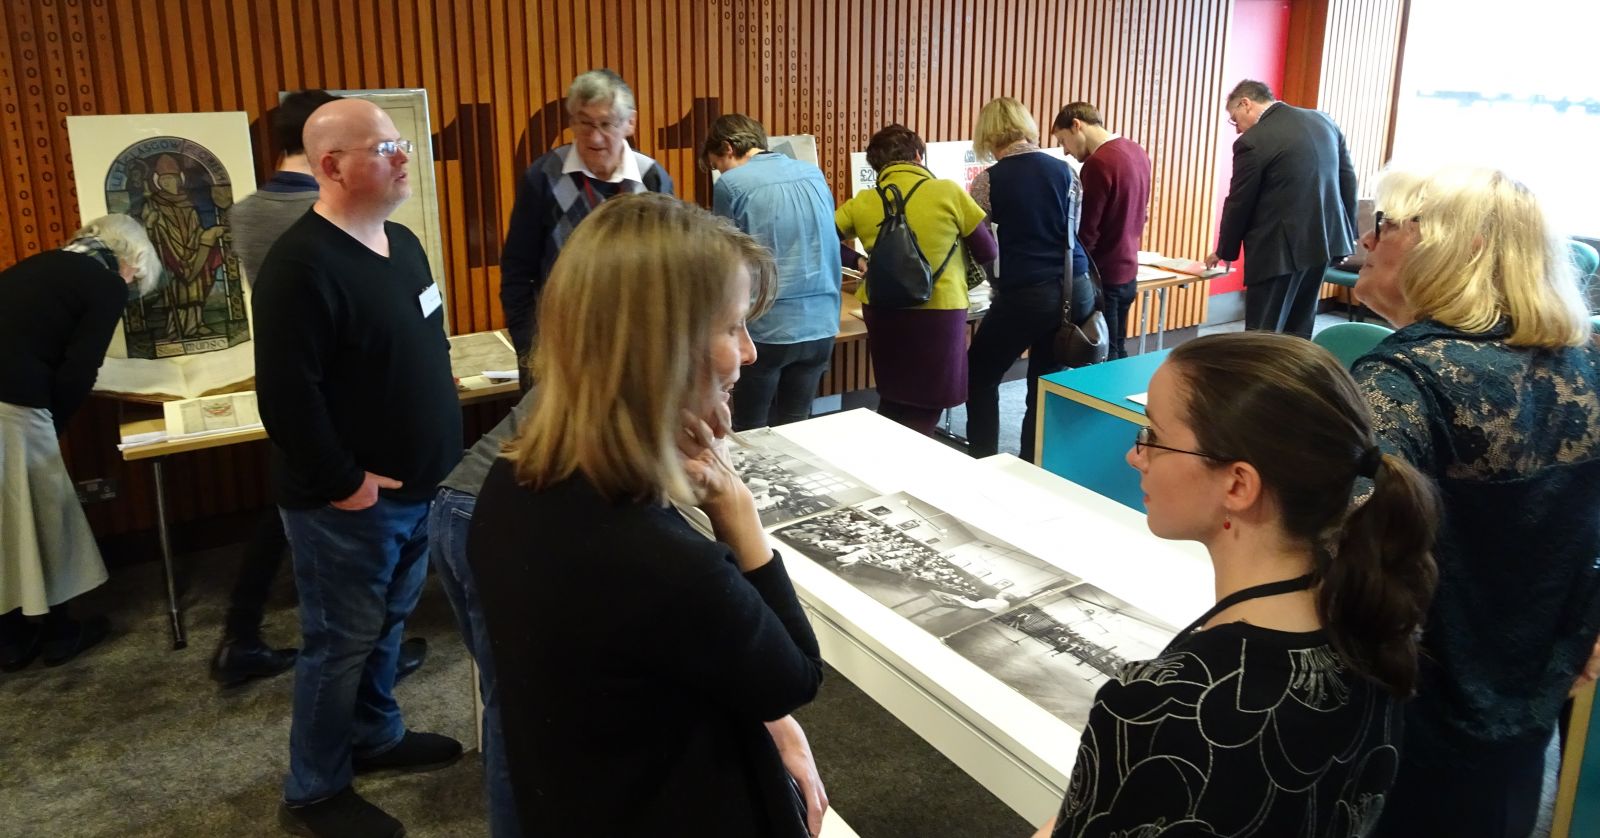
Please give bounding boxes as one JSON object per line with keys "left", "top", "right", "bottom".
{"left": 0, "top": 214, "right": 160, "bottom": 670}
{"left": 966, "top": 97, "right": 1094, "bottom": 461}
{"left": 469, "top": 193, "right": 827, "bottom": 837}
{"left": 1351, "top": 165, "right": 1600, "bottom": 837}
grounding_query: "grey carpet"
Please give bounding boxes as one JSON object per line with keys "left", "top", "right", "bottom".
{"left": 0, "top": 542, "right": 1029, "bottom": 837}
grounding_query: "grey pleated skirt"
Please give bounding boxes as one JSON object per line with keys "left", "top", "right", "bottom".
{"left": 0, "top": 401, "right": 108, "bottom": 615}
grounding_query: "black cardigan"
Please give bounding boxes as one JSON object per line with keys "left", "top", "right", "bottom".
{"left": 0, "top": 249, "right": 127, "bottom": 431}
{"left": 468, "top": 459, "right": 823, "bottom": 837}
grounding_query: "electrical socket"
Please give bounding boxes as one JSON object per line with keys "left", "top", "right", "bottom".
{"left": 75, "top": 477, "right": 119, "bottom": 503}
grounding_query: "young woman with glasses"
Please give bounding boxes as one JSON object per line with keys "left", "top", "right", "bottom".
{"left": 1034, "top": 332, "right": 1440, "bottom": 838}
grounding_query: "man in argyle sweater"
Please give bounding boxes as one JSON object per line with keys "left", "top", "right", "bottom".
{"left": 499, "top": 69, "right": 675, "bottom": 360}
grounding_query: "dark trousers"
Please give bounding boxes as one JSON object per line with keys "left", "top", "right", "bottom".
{"left": 1103, "top": 280, "right": 1137, "bottom": 360}
{"left": 967, "top": 278, "right": 1087, "bottom": 462}
{"left": 730, "top": 336, "right": 835, "bottom": 431}
{"left": 1374, "top": 717, "right": 1549, "bottom": 838}
{"left": 876, "top": 400, "right": 944, "bottom": 436}
{"left": 1244, "top": 267, "right": 1324, "bottom": 339}
{"left": 223, "top": 508, "right": 291, "bottom": 641}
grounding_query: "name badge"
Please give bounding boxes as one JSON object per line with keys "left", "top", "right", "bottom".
{"left": 418, "top": 283, "right": 442, "bottom": 318}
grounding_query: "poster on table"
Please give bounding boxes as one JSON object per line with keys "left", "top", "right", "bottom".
{"left": 68, "top": 111, "right": 258, "bottom": 400}
{"left": 729, "top": 429, "right": 1178, "bottom": 728}
{"left": 322, "top": 88, "right": 451, "bottom": 333}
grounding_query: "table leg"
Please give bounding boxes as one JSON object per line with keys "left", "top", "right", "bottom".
{"left": 151, "top": 458, "right": 186, "bottom": 650}
{"left": 1155, "top": 287, "right": 1170, "bottom": 350}
{"left": 1137, "top": 287, "right": 1151, "bottom": 355}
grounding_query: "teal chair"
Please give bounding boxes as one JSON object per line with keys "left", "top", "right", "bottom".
{"left": 1323, "top": 266, "right": 1362, "bottom": 322}
{"left": 1571, "top": 240, "right": 1599, "bottom": 280}
{"left": 1313, "top": 321, "right": 1394, "bottom": 368}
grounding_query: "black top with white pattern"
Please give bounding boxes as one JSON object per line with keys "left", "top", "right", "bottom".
{"left": 1053, "top": 621, "right": 1401, "bottom": 838}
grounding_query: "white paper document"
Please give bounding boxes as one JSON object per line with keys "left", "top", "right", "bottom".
{"left": 161, "top": 391, "right": 262, "bottom": 437}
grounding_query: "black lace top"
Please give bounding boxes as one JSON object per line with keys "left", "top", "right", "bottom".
{"left": 1354, "top": 320, "right": 1600, "bottom": 745}
{"left": 1052, "top": 623, "right": 1400, "bottom": 837}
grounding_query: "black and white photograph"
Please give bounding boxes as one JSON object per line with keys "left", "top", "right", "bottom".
{"left": 772, "top": 493, "right": 1079, "bottom": 637}
{"left": 943, "top": 583, "right": 1176, "bottom": 729}
{"left": 729, "top": 428, "right": 880, "bottom": 528}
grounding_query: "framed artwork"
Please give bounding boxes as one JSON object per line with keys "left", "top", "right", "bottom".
{"left": 319, "top": 88, "right": 451, "bottom": 332}
{"left": 67, "top": 112, "right": 257, "bottom": 362}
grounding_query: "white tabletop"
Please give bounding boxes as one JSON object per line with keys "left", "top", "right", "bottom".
{"left": 764, "top": 409, "right": 1212, "bottom": 821}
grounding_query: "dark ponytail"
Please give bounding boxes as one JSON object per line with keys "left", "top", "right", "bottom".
{"left": 1317, "top": 451, "right": 1439, "bottom": 696}
{"left": 1170, "top": 333, "right": 1440, "bottom": 697}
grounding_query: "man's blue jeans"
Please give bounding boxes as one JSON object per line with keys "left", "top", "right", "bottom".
{"left": 428, "top": 487, "right": 520, "bottom": 837}
{"left": 280, "top": 497, "right": 430, "bottom": 804}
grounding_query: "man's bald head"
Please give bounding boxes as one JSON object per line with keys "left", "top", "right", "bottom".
{"left": 303, "top": 98, "right": 392, "bottom": 168}
{"left": 303, "top": 98, "right": 411, "bottom": 218}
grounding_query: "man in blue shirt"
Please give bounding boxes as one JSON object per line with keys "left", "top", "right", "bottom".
{"left": 702, "top": 115, "right": 841, "bottom": 429}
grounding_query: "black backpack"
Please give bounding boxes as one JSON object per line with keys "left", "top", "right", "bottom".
{"left": 867, "top": 179, "right": 958, "bottom": 309}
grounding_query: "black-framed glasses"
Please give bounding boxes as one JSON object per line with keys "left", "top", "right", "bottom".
{"left": 1372, "top": 210, "right": 1420, "bottom": 243}
{"left": 1134, "top": 426, "right": 1229, "bottom": 461}
{"left": 328, "top": 138, "right": 414, "bottom": 158}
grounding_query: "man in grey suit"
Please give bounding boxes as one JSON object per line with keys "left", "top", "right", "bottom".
{"left": 1205, "top": 80, "right": 1358, "bottom": 339}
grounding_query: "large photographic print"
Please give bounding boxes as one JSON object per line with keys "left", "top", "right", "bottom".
{"left": 943, "top": 583, "right": 1175, "bottom": 728}
{"left": 772, "top": 493, "right": 1080, "bottom": 637}
{"left": 730, "top": 429, "right": 880, "bottom": 528}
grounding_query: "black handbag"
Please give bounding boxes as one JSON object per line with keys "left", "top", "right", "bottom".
{"left": 1054, "top": 245, "right": 1109, "bottom": 368}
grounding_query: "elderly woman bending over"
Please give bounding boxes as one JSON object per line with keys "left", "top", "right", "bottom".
{"left": 0, "top": 214, "right": 161, "bottom": 670}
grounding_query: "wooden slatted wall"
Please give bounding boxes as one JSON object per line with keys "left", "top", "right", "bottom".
{"left": 1284, "top": 0, "right": 1407, "bottom": 303}
{"left": 0, "top": 0, "right": 1254, "bottom": 538}
{"left": 1316, "top": 0, "right": 1406, "bottom": 193}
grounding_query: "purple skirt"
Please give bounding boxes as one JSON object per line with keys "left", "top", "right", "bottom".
{"left": 861, "top": 304, "right": 970, "bottom": 409}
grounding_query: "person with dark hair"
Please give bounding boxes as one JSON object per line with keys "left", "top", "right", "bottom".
{"left": 0, "top": 215, "right": 161, "bottom": 670}
{"left": 213, "top": 88, "right": 427, "bottom": 688}
{"left": 1352, "top": 165, "right": 1600, "bottom": 837}
{"left": 1033, "top": 332, "right": 1440, "bottom": 838}
{"left": 1204, "top": 79, "right": 1358, "bottom": 339}
{"left": 702, "top": 113, "right": 841, "bottom": 430}
{"left": 964, "top": 97, "right": 1091, "bottom": 461}
{"left": 1053, "top": 102, "right": 1151, "bottom": 360}
{"left": 500, "top": 69, "right": 675, "bottom": 363}
{"left": 834, "top": 124, "right": 996, "bottom": 435}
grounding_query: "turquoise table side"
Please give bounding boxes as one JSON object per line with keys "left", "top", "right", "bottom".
{"left": 1036, "top": 350, "right": 1170, "bottom": 510}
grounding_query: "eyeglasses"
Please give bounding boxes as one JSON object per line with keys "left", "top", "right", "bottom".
{"left": 574, "top": 117, "right": 627, "bottom": 135}
{"left": 1372, "top": 211, "right": 1420, "bottom": 243}
{"left": 328, "top": 138, "right": 414, "bottom": 158}
{"left": 1134, "top": 426, "right": 1230, "bottom": 461}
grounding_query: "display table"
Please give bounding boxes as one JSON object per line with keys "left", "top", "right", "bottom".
{"left": 1130, "top": 267, "right": 1187, "bottom": 354}
{"left": 765, "top": 409, "right": 1210, "bottom": 823}
{"left": 114, "top": 331, "right": 520, "bottom": 649}
{"left": 1033, "top": 350, "right": 1168, "bottom": 510}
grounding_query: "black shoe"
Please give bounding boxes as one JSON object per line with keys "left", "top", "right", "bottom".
{"left": 278, "top": 787, "right": 404, "bottom": 838}
{"left": 353, "top": 730, "right": 462, "bottom": 776}
{"left": 212, "top": 637, "right": 298, "bottom": 687}
{"left": 396, "top": 637, "right": 426, "bottom": 682}
{"left": 41, "top": 616, "right": 110, "bottom": 667}
{"left": 1, "top": 622, "right": 44, "bottom": 672}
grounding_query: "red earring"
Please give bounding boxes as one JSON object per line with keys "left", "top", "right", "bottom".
{"left": 1222, "top": 516, "right": 1232, "bottom": 531}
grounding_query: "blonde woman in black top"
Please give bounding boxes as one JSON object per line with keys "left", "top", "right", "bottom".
{"left": 470, "top": 193, "right": 827, "bottom": 836}
{"left": 1036, "top": 333, "right": 1440, "bottom": 838}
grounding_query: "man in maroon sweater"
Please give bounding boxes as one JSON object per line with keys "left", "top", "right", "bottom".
{"left": 1054, "top": 103, "right": 1152, "bottom": 359}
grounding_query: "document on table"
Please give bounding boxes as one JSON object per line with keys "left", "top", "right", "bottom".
{"left": 448, "top": 330, "right": 517, "bottom": 382}
{"left": 1127, "top": 392, "right": 1149, "bottom": 406}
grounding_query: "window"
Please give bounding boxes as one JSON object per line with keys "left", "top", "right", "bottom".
{"left": 1389, "top": 0, "right": 1600, "bottom": 236}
